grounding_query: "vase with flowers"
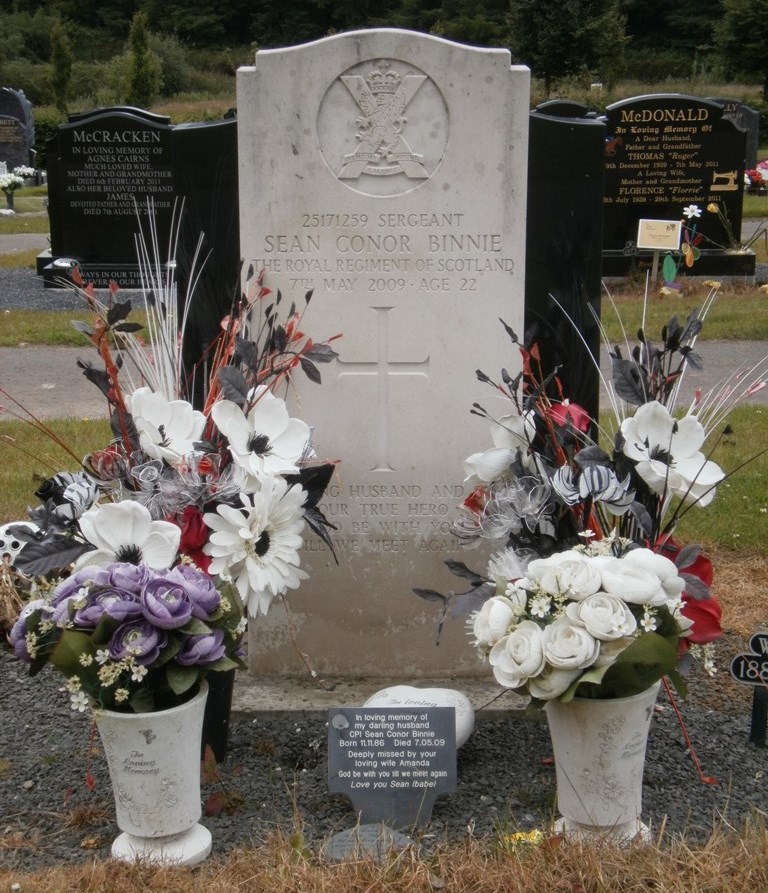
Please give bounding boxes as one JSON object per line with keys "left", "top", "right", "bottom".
{"left": 416, "top": 281, "right": 766, "bottom": 841}
{"left": 2, "top": 216, "right": 340, "bottom": 861}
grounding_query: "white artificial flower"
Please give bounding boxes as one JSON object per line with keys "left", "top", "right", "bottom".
{"left": 621, "top": 548, "right": 685, "bottom": 603}
{"left": 542, "top": 616, "right": 600, "bottom": 670}
{"left": 488, "top": 620, "right": 545, "bottom": 688}
{"left": 598, "top": 556, "right": 668, "bottom": 606}
{"left": 620, "top": 401, "right": 724, "bottom": 507}
{"left": 203, "top": 476, "right": 308, "bottom": 616}
{"left": 76, "top": 501, "right": 180, "bottom": 569}
{"left": 463, "top": 412, "right": 536, "bottom": 485}
{"left": 471, "top": 595, "right": 522, "bottom": 648}
{"left": 641, "top": 609, "right": 657, "bottom": 632}
{"left": 565, "top": 593, "right": 637, "bottom": 640}
{"left": 527, "top": 665, "right": 581, "bottom": 700}
{"left": 487, "top": 548, "right": 527, "bottom": 581}
{"left": 682, "top": 204, "right": 701, "bottom": 219}
{"left": 211, "top": 387, "right": 311, "bottom": 479}
{"left": 126, "top": 387, "right": 207, "bottom": 464}
{"left": 70, "top": 691, "right": 89, "bottom": 712}
{"left": 530, "top": 595, "right": 552, "bottom": 618}
{"left": 524, "top": 550, "right": 603, "bottom": 600}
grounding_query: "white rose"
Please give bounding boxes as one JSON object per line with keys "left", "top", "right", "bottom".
{"left": 463, "top": 413, "right": 536, "bottom": 484}
{"left": 622, "top": 549, "right": 685, "bottom": 602}
{"left": 565, "top": 593, "right": 638, "bottom": 640}
{"left": 525, "top": 551, "right": 602, "bottom": 600}
{"left": 542, "top": 616, "right": 600, "bottom": 669}
{"left": 472, "top": 596, "right": 520, "bottom": 648}
{"left": 488, "top": 620, "right": 545, "bottom": 688}
{"left": 528, "top": 665, "right": 582, "bottom": 700}
{"left": 599, "top": 557, "right": 667, "bottom": 606}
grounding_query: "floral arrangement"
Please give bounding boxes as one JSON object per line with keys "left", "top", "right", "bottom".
{"left": 2, "top": 226, "right": 340, "bottom": 712}
{"left": 416, "top": 282, "right": 766, "bottom": 703}
{"left": 0, "top": 164, "right": 35, "bottom": 210}
{"left": 745, "top": 163, "right": 767, "bottom": 194}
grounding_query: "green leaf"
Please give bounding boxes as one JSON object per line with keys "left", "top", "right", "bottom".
{"left": 597, "top": 632, "right": 677, "bottom": 699}
{"left": 49, "top": 630, "right": 95, "bottom": 678}
{"left": 165, "top": 662, "right": 200, "bottom": 696}
{"left": 662, "top": 253, "right": 677, "bottom": 283}
{"left": 205, "top": 655, "right": 240, "bottom": 673}
{"left": 129, "top": 689, "right": 156, "bottom": 713}
{"left": 181, "top": 617, "right": 213, "bottom": 636}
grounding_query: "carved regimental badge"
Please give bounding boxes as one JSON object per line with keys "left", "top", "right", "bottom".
{"left": 318, "top": 58, "right": 448, "bottom": 198}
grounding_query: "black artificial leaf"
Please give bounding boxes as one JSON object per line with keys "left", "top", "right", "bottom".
{"left": 246, "top": 263, "right": 254, "bottom": 281}
{"left": 299, "top": 356, "right": 322, "bottom": 383}
{"left": 679, "top": 347, "right": 703, "bottom": 370}
{"left": 674, "top": 542, "right": 702, "bottom": 568}
{"left": 680, "top": 311, "right": 703, "bottom": 342}
{"left": 235, "top": 336, "right": 258, "bottom": 369}
{"left": 412, "top": 588, "right": 447, "bottom": 605}
{"left": 71, "top": 320, "right": 94, "bottom": 337}
{"left": 680, "top": 572, "right": 711, "bottom": 601}
{"left": 444, "top": 559, "right": 486, "bottom": 587}
{"left": 637, "top": 327, "right": 646, "bottom": 344}
{"left": 111, "top": 322, "right": 143, "bottom": 334}
{"left": 303, "top": 507, "right": 338, "bottom": 564}
{"left": 305, "top": 343, "right": 338, "bottom": 363}
{"left": 106, "top": 300, "right": 132, "bottom": 327}
{"left": 14, "top": 538, "right": 93, "bottom": 577}
{"left": 285, "top": 463, "right": 336, "bottom": 510}
{"left": 664, "top": 314, "right": 683, "bottom": 349}
{"left": 193, "top": 439, "right": 218, "bottom": 453}
{"left": 272, "top": 325, "right": 287, "bottom": 354}
{"left": 628, "top": 501, "right": 654, "bottom": 536}
{"left": 76, "top": 360, "right": 112, "bottom": 399}
{"left": 216, "top": 366, "right": 249, "bottom": 405}
{"left": 305, "top": 288, "right": 314, "bottom": 305}
{"left": 611, "top": 357, "right": 648, "bottom": 406}
{"left": 109, "top": 407, "right": 138, "bottom": 448}
{"left": 573, "top": 445, "right": 612, "bottom": 468}
{"left": 499, "top": 318, "right": 519, "bottom": 343}
{"left": 275, "top": 288, "right": 282, "bottom": 306}
{"left": 451, "top": 583, "right": 495, "bottom": 618}
{"left": 476, "top": 369, "right": 492, "bottom": 384}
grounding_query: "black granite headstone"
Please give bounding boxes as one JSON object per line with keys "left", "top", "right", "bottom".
{"left": 0, "top": 87, "right": 35, "bottom": 169}
{"left": 328, "top": 707, "right": 456, "bottom": 829}
{"left": 602, "top": 94, "right": 753, "bottom": 277}
{"left": 44, "top": 107, "right": 175, "bottom": 286}
{"left": 709, "top": 98, "right": 760, "bottom": 169}
{"left": 525, "top": 101, "right": 605, "bottom": 424}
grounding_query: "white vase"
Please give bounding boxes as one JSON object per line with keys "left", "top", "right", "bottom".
{"left": 94, "top": 681, "right": 212, "bottom": 866}
{"left": 544, "top": 681, "right": 660, "bottom": 843}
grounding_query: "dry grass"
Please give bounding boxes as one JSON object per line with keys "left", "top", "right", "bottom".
{"left": 1, "top": 820, "right": 767, "bottom": 892}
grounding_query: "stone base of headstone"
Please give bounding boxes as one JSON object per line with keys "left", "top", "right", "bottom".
{"left": 38, "top": 252, "right": 146, "bottom": 289}
{"left": 321, "top": 823, "right": 413, "bottom": 863}
{"left": 602, "top": 248, "right": 756, "bottom": 278}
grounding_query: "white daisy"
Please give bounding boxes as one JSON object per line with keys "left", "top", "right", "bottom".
{"left": 76, "top": 501, "right": 180, "bottom": 569}
{"left": 211, "top": 386, "right": 311, "bottom": 479}
{"left": 203, "top": 476, "right": 308, "bottom": 616}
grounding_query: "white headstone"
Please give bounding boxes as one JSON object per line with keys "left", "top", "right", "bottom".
{"left": 237, "top": 29, "right": 530, "bottom": 676}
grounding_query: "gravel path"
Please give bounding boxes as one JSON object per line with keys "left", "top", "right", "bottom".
{"left": 1, "top": 645, "right": 767, "bottom": 872}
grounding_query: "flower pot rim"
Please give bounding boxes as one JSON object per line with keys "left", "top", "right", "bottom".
{"left": 93, "top": 679, "right": 208, "bottom": 721}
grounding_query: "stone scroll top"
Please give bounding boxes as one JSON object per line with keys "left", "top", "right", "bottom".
{"left": 317, "top": 58, "right": 449, "bottom": 198}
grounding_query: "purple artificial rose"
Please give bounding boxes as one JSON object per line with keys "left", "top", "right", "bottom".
{"left": 8, "top": 599, "right": 48, "bottom": 662}
{"left": 51, "top": 565, "right": 112, "bottom": 606}
{"left": 108, "top": 619, "right": 167, "bottom": 665}
{"left": 109, "top": 562, "right": 155, "bottom": 595}
{"left": 140, "top": 576, "right": 194, "bottom": 629}
{"left": 175, "top": 628, "right": 226, "bottom": 667}
{"left": 167, "top": 564, "right": 220, "bottom": 619}
{"left": 73, "top": 586, "right": 143, "bottom": 627}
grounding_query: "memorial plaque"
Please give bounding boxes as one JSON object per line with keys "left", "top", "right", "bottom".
{"left": 328, "top": 707, "right": 456, "bottom": 828}
{"left": 45, "top": 108, "right": 175, "bottom": 284}
{"left": 0, "top": 87, "right": 34, "bottom": 169}
{"left": 602, "top": 95, "right": 750, "bottom": 276}
{"left": 238, "top": 30, "right": 530, "bottom": 676}
{"left": 731, "top": 632, "right": 768, "bottom": 686}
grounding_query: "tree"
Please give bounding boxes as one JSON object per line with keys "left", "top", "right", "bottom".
{"left": 50, "top": 18, "right": 73, "bottom": 114}
{"left": 126, "top": 10, "right": 161, "bottom": 108}
{"left": 508, "top": 0, "right": 627, "bottom": 94}
{"left": 716, "top": 0, "right": 768, "bottom": 100}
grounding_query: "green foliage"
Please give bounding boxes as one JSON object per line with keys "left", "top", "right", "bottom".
{"left": 508, "top": 0, "right": 627, "bottom": 93}
{"left": 50, "top": 19, "right": 73, "bottom": 114}
{"left": 126, "top": 11, "right": 161, "bottom": 107}
{"left": 716, "top": 0, "right": 768, "bottom": 99}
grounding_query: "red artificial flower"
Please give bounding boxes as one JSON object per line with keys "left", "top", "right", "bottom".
{"left": 178, "top": 505, "right": 211, "bottom": 573}
{"left": 550, "top": 399, "right": 591, "bottom": 434}
{"left": 657, "top": 539, "right": 722, "bottom": 647}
